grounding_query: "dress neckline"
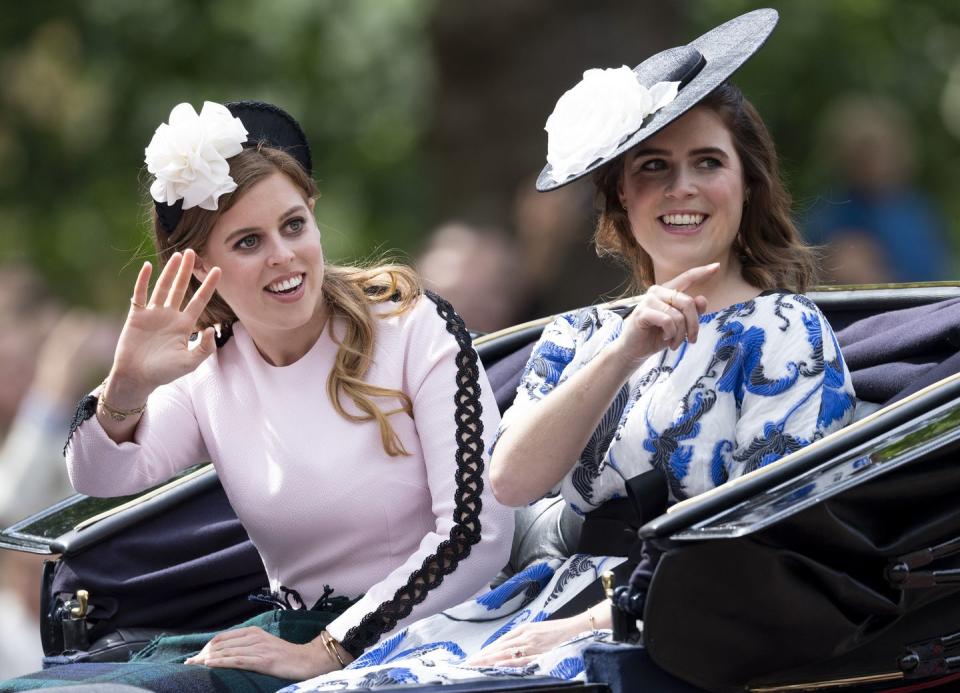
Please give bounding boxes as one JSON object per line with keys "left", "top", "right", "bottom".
{"left": 697, "top": 288, "right": 791, "bottom": 322}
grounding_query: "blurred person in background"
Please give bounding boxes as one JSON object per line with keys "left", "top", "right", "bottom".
{"left": 0, "top": 310, "right": 117, "bottom": 525}
{"left": 416, "top": 222, "right": 530, "bottom": 334}
{"left": 0, "top": 265, "right": 116, "bottom": 679}
{"left": 804, "top": 94, "right": 953, "bottom": 284}
{"left": 513, "top": 174, "right": 628, "bottom": 318}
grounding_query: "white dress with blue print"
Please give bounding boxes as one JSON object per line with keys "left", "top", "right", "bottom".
{"left": 283, "top": 555, "right": 624, "bottom": 690}
{"left": 503, "top": 291, "right": 856, "bottom": 508}
{"left": 283, "top": 292, "right": 855, "bottom": 691}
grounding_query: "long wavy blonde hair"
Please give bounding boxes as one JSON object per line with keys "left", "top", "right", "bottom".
{"left": 593, "top": 83, "right": 816, "bottom": 295}
{"left": 151, "top": 146, "right": 421, "bottom": 456}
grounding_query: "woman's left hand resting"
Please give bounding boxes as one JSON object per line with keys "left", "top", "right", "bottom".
{"left": 465, "top": 615, "right": 590, "bottom": 668}
{"left": 184, "top": 626, "right": 345, "bottom": 679}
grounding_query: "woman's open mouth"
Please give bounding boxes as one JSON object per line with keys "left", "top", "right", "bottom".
{"left": 659, "top": 213, "right": 707, "bottom": 235}
{"left": 264, "top": 273, "right": 306, "bottom": 302}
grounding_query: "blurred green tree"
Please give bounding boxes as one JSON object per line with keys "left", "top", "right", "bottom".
{"left": 4, "top": 0, "right": 960, "bottom": 314}
{"left": 689, "top": 0, "right": 960, "bottom": 272}
{"left": 0, "top": 0, "right": 433, "bottom": 309}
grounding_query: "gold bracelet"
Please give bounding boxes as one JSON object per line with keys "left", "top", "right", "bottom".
{"left": 319, "top": 631, "right": 345, "bottom": 669}
{"left": 97, "top": 380, "right": 147, "bottom": 422}
{"left": 588, "top": 608, "right": 598, "bottom": 632}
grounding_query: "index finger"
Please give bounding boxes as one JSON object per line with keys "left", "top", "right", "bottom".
{"left": 662, "top": 262, "right": 720, "bottom": 293}
{"left": 131, "top": 261, "right": 152, "bottom": 309}
{"left": 184, "top": 267, "right": 222, "bottom": 322}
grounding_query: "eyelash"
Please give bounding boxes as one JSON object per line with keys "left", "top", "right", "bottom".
{"left": 638, "top": 159, "right": 665, "bottom": 172}
{"left": 233, "top": 217, "right": 306, "bottom": 251}
{"left": 634, "top": 157, "right": 722, "bottom": 173}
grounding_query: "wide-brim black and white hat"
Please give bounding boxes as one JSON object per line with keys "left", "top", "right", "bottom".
{"left": 537, "top": 8, "right": 778, "bottom": 192}
{"left": 147, "top": 100, "right": 312, "bottom": 233}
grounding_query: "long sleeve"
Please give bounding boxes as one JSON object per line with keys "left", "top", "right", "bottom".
{"left": 721, "top": 296, "right": 856, "bottom": 481}
{"left": 63, "top": 376, "right": 208, "bottom": 497}
{"left": 328, "top": 293, "right": 514, "bottom": 656}
{"left": 494, "top": 308, "right": 621, "bottom": 453}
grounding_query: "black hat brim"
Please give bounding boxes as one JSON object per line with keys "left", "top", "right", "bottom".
{"left": 536, "top": 8, "right": 779, "bottom": 192}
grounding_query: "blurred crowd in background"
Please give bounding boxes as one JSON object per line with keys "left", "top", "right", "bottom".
{"left": 3, "top": 0, "right": 960, "bottom": 677}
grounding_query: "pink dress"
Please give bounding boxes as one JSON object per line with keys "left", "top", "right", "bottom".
{"left": 65, "top": 293, "right": 514, "bottom": 656}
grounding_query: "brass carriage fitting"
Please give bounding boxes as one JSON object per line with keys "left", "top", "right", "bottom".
{"left": 69, "top": 589, "right": 89, "bottom": 618}
{"left": 601, "top": 570, "right": 615, "bottom": 599}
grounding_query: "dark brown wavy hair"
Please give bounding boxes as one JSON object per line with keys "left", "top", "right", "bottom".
{"left": 593, "top": 82, "right": 816, "bottom": 294}
{"left": 151, "top": 146, "right": 421, "bottom": 456}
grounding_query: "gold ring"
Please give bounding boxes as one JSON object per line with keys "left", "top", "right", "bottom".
{"left": 130, "top": 298, "right": 146, "bottom": 309}
{"left": 513, "top": 647, "right": 525, "bottom": 659}
{"left": 668, "top": 289, "right": 679, "bottom": 308}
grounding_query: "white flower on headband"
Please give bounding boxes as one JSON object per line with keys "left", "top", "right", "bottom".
{"left": 545, "top": 66, "right": 679, "bottom": 183}
{"left": 145, "top": 101, "right": 249, "bottom": 211}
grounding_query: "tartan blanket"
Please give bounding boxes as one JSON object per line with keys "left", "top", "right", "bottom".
{"left": 0, "top": 598, "right": 350, "bottom": 693}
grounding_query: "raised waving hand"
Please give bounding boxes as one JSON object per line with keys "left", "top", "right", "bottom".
{"left": 100, "top": 249, "right": 221, "bottom": 433}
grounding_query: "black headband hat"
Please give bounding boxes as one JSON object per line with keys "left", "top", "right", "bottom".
{"left": 536, "top": 8, "right": 779, "bottom": 192}
{"left": 146, "top": 100, "right": 312, "bottom": 233}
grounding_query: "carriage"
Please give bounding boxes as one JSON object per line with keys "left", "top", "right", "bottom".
{"left": 3, "top": 283, "right": 960, "bottom": 692}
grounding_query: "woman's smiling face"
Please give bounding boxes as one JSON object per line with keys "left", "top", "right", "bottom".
{"left": 619, "top": 105, "right": 747, "bottom": 281}
{"left": 196, "top": 170, "right": 325, "bottom": 341}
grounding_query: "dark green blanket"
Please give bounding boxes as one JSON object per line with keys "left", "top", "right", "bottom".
{"left": 1, "top": 598, "right": 350, "bottom": 693}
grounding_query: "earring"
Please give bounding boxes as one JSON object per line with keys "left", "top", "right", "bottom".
{"left": 744, "top": 188, "right": 751, "bottom": 205}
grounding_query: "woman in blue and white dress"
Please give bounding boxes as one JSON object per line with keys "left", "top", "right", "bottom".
{"left": 285, "top": 9, "right": 855, "bottom": 689}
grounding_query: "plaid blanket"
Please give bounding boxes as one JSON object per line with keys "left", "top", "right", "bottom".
{"left": 0, "top": 598, "right": 350, "bottom": 693}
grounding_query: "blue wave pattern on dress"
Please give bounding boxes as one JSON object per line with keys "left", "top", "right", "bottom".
{"left": 350, "top": 629, "right": 409, "bottom": 668}
{"left": 475, "top": 562, "right": 555, "bottom": 610}
{"left": 301, "top": 667, "right": 421, "bottom": 689}
{"left": 549, "top": 657, "right": 585, "bottom": 680}
{"left": 498, "top": 292, "right": 856, "bottom": 503}
{"left": 281, "top": 556, "right": 623, "bottom": 691}
{"left": 481, "top": 609, "right": 532, "bottom": 649}
{"left": 388, "top": 642, "right": 466, "bottom": 663}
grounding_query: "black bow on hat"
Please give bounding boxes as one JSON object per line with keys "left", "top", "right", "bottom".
{"left": 536, "top": 8, "right": 779, "bottom": 192}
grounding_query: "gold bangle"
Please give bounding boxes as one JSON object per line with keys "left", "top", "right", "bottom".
{"left": 97, "top": 379, "right": 147, "bottom": 422}
{"left": 319, "top": 631, "right": 345, "bottom": 669}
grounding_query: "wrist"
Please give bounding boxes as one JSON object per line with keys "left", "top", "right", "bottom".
{"left": 102, "top": 371, "right": 152, "bottom": 411}
{"left": 317, "top": 630, "right": 348, "bottom": 670}
{"left": 303, "top": 639, "right": 337, "bottom": 676}
{"left": 599, "top": 341, "right": 643, "bottom": 382}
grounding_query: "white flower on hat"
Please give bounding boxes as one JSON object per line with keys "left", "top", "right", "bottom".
{"left": 145, "top": 101, "right": 249, "bottom": 211}
{"left": 545, "top": 66, "right": 679, "bottom": 183}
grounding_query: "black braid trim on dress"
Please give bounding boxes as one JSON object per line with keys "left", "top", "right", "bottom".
{"left": 340, "top": 290, "right": 485, "bottom": 657}
{"left": 64, "top": 395, "right": 98, "bottom": 456}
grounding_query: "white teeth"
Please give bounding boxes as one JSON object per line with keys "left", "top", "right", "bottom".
{"left": 267, "top": 274, "right": 303, "bottom": 293}
{"left": 661, "top": 213, "right": 705, "bottom": 226}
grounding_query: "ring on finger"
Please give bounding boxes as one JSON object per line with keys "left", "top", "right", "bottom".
{"left": 667, "top": 288, "right": 679, "bottom": 308}
{"left": 513, "top": 647, "right": 525, "bottom": 659}
{"left": 130, "top": 297, "right": 146, "bottom": 309}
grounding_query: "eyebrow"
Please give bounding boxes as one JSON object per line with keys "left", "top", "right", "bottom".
{"left": 630, "top": 146, "right": 730, "bottom": 160}
{"left": 223, "top": 205, "right": 307, "bottom": 245}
